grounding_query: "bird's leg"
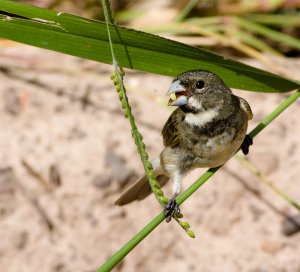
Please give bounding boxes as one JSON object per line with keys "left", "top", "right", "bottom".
{"left": 163, "top": 198, "right": 179, "bottom": 222}
{"left": 241, "top": 134, "right": 253, "bottom": 155}
{"left": 163, "top": 172, "right": 182, "bottom": 222}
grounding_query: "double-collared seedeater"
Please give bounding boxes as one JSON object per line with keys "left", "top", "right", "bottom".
{"left": 115, "top": 70, "right": 253, "bottom": 217}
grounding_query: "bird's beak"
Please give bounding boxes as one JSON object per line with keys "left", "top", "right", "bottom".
{"left": 167, "top": 80, "right": 188, "bottom": 106}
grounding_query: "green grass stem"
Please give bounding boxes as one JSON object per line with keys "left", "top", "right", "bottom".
{"left": 249, "top": 90, "right": 300, "bottom": 138}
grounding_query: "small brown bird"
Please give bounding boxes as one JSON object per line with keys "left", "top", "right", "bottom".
{"left": 115, "top": 70, "right": 253, "bottom": 218}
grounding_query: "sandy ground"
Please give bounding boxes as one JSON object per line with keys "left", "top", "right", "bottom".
{"left": 0, "top": 44, "right": 300, "bottom": 272}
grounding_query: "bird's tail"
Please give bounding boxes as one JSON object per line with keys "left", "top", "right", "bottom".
{"left": 114, "top": 157, "right": 169, "bottom": 206}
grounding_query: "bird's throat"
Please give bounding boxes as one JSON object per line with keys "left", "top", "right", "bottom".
{"left": 184, "top": 108, "right": 219, "bottom": 127}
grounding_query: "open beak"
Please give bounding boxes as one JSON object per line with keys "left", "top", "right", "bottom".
{"left": 167, "top": 80, "right": 188, "bottom": 106}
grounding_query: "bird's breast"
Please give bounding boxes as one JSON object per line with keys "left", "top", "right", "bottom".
{"left": 179, "top": 109, "right": 248, "bottom": 168}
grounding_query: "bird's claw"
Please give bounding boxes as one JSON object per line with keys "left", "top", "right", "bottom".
{"left": 241, "top": 135, "right": 253, "bottom": 155}
{"left": 163, "top": 198, "right": 180, "bottom": 223}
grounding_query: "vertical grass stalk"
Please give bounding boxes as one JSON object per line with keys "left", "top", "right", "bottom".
{"left": 100, "top": 0, "right": 195, "bottom": 236}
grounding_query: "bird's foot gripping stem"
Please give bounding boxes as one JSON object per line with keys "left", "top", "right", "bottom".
{"left": 163, "top": 198, "right": 180, "bottom": 223}
{"left": 241, "top": 135, "right": 253, "bottom": 155}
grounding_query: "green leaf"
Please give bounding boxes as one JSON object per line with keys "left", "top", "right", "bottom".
{"left": 0, "top": 0, "right": 299, "bottom": 92}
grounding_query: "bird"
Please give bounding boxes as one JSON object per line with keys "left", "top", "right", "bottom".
{"left": 115, "top": 70, "right": 253, "bottom": 220}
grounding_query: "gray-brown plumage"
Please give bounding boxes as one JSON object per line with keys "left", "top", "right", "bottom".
{"left": 115, "top": 70, "right": 252, "bottom": 206}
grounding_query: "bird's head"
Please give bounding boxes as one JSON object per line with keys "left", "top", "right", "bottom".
{"left": 167, "top": 70, "right": 232, "bottom": 113}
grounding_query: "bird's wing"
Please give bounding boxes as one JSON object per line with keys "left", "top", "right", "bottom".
{"left": 162, "top": 108, "right": 184, "bottom": 148}
{"left": 239, "top": 97, "right": 253, "bottom": 120}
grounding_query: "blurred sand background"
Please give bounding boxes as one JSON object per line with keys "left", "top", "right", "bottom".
{"left": 1, "top": 1, "right": 300, "bottom": 271}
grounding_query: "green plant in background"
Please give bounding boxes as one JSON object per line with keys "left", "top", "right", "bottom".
{"left": 1, "top": 0, "right": 300, "bottom": 271}
{"left": 124, "top": 0, "right": 300, "bottom": 63}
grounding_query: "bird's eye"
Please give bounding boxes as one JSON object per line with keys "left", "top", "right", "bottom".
{"left": 196, "top": 80, "right": 205, "bottom": 89}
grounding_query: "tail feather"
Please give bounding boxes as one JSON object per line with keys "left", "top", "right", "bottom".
{"left": 114, "top": 174, "right": 169, "bottom": 205}
{"left": 114, "top": 156, "right": 169, "bottom": 206}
